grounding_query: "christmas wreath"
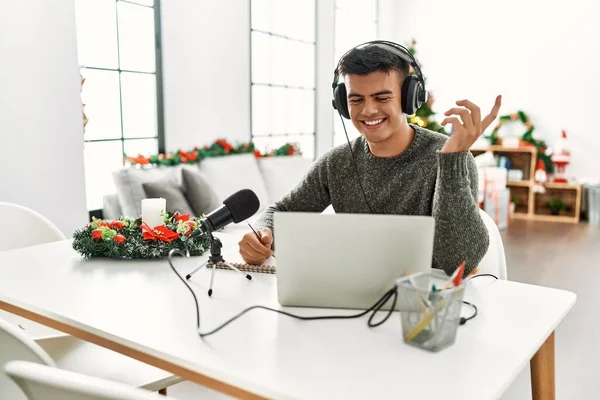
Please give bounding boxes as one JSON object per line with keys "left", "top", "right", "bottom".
{"left": 72, "top": 213, "right": 211, "bottom": 259}
{"left": 124, "top": 139, "right": 302, "bottom": 167}
{"left": 488, "top": 110, "right": 554, "bottom": 173}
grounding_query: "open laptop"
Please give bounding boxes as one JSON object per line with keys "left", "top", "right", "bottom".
{"left": 274, "top": 212, "right": 435, "bottom": 311}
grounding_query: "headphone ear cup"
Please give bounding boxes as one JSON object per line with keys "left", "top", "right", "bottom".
{"left": 401, "top": 75, "right": 422, "bottom": 115}
{"left": 333, "top": 83, "right": 350, "bottom": 119}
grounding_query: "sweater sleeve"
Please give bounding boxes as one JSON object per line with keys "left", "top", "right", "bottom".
{"left": 254, "top": 155, "right": 331, "bottom": 238}
{"left": 432, "top": 151, "right": 490, "bottom": 276}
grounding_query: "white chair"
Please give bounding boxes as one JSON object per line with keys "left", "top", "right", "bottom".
{"left": 0, "top": 317, "right": 56, "bottom": 399}
{"left": 0, "top": 202, "right": 182, "bottom": 394}
{"left": 477, "top": 208, "right": 508, "bottom": 280}
{"left": 0, "top": 202, "right": 67, "bottom": 252}
{"left": 5, "top": 361, "right": 179, "bottom": 400}
{"left": 0, "top": 202, "right": 69, "bottom": 339}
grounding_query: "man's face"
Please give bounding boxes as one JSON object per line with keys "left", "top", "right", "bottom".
{"left": 345, "top": 70, "right": 405, "bottom": 143}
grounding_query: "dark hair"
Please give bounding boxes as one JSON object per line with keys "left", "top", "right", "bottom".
{"left": 337, "top": 45, "right": 410, "bottom": 79}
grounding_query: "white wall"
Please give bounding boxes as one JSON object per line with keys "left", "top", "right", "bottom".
{"left": 160, "top": 0, "right": 252, "bottom": 152}
{"left": 0, "top": 0, "right": 88, "bottom": 236}
{"left": 380, "top": 0, "right": 600, "bottom": 182}
{"left": 161, "top": 0, "right": 338, "bottom": 157}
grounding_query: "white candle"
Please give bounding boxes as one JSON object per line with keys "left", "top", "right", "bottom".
{"left": 141, "top": 198, "right": 166, "bottom": 228}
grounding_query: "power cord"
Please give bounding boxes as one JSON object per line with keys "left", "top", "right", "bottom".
{"left": 168, "top": 248, "right": 498, "bottom": 339}
{"left": 460, "top": 301, "right": 477, "bottom": 325}
{"left": 459, "top": 273, "right": 498, "bottom": 325}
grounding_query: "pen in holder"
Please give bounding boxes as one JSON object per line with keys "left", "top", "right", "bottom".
{"left": 396, "top": 269, "right": 466, "bottom": 352}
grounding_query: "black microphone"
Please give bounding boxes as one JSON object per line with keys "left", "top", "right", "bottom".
{"left": 190, "top": 189, "right": 260, "bottom": 237}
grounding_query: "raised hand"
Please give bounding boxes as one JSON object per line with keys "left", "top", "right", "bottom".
{"left": 440, "top": 95, "right": 502, "bottom": 153}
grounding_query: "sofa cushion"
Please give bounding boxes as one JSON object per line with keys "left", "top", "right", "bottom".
{"left": 142, "top": 180, "right": 195, "bottom": 216}
{"left": 198, "top": 153, "right": 271, "bottom": 211}
{"left": 257, "top": 156, "right": 314, "bottom": 202}
{"left": 181, "top": 168, "right": 222, "bottom": 216}
{"left": 112, "top": 167, "right": 180, "bottom": 218}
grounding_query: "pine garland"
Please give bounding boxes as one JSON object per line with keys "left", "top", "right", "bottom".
{"left": 72, "top": 213, "right": 211, "bottom": 259}
{"left": 124, "top": 138, "right": 301, "bottom": 167}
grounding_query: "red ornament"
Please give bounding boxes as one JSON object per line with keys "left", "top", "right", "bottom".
{"left": 216, "top": 139, "right": 233, "bottom": 152}
{"left": 174, "top": 214, "right": 190, "bottom": 222}
{"left": 186, "top": 220, "right": 197, "bottom": 228}
{"left": 108, "top": 221, "right": 125, "bottom": 230}
{"left": 91, "top": 229, "right": 103, "bottom": 241}
{"left": 113, "top": 234, "right": 126, "bottom": 244}
{"left": 125, "top": 155, "right": 150, "bottom": 165}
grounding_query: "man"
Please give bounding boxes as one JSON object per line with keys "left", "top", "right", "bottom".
{"left": 238, "top": 43, "right": 501, "bottom": 276}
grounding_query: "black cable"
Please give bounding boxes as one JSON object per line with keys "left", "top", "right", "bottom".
{"left": 460, "top": 301, "right": 478, "bottom": 325}
{"left": 167, "top": 249, "right": 397, "bottom": 338}
{"left": 458, "top": 273, "right": 497, "bottom": 325}
{"left": 468, "top": 273, "right": 498, "bottom": 281}
{"left": 198, "top": 287, "right": 397, "bottom": 338}
{"left": 168, "top": 248, "right": 201, "bottom": 331}
{"left": 169, "top": 247, "right": 498, "bottom": 339}
{"left": 339, "top": 113, "right": 374, "bottom": 214}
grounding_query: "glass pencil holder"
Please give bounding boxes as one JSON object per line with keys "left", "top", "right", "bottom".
{"left": 396, "top": 270, "right": 466, "bottom": 352}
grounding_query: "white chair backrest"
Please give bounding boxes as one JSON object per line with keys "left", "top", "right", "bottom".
{"left": 5, "top": 361, "right": 179, "bottom": 400}
{"left": 0, "top": 317, "right": 56, "bottom": 399}
{"left": 477, "top": 209, "right": 508, "bottom": 280}
{"left": 0, "top": 202, "right": 66, "bottom": 252}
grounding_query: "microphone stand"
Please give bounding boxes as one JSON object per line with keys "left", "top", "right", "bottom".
{"left": 185, "top": 231, "right": 252, "bottom": 296}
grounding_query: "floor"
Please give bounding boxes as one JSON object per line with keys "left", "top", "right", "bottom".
{"left": 499, "top": 219, "right": 600, "bottom": 400}
{"left": 167, "top": 219, "right": 600, "bottom": 399}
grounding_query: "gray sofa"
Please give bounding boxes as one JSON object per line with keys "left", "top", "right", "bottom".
{"left": 103, "top": 154, "right": 315, "bottom": 224}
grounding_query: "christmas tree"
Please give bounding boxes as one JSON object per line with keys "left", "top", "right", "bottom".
{"left": 406, "top": 39, "right": 448, "bottom": 135}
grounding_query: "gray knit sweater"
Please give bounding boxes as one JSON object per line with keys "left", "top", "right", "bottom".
{"left": 255, "top": 125, "right": 489, "bottom": 276}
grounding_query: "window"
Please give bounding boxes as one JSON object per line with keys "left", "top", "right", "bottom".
{"left": 75, "top": 0, "right": 164, "bottom": 211}
{"left": 333, "top": 0, "right": 378, "bottom": 147}
{"left": 250, "top": 0, "right": 316, "bottom": 159}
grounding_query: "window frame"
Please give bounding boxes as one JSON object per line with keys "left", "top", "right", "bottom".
{"left": 78, "top": 0, "right": 165, "bottom": 218}
{"left": 249, "top": 0, "right": 317, "bottom": 159}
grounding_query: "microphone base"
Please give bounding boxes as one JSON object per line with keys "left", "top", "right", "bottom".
{"left": 185, "top": 233, "right": 253, "bottom": 296}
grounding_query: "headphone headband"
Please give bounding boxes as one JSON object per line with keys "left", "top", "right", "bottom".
{"left": 333, "top": 40, "right": 425, "bottom": 90}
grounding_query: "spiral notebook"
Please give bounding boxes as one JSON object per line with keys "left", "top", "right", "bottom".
{"left": 208, "top": 261, "right": 276, "bottom": 274}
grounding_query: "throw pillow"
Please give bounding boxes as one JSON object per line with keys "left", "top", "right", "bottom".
{"left": 112, "top": 167, "right": 180, "bottom": 218}
{"left": 181, "top": 168, "right": 222, "bottom": 216}
{"left": 257, "top": 156, "right": 313, "bottom": 202}
{"left": 142, "top": 181, "right": 195, "bottom": 216}
{"left": 198, "top": 153, "right": 271, "bottom": 212}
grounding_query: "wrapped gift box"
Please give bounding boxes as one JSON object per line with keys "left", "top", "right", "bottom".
{"left": 477, "top": 167, "right": 508, "bottom": 205}
{"left": 484, "top": 188, "right": 511, "bottom": 229}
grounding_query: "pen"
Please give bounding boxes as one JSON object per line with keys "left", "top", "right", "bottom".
{"left": 246, "top": 221, "right": 262, "bottom": 241}
{"left": 247, "top": 221, "right": 275, "bottom": 258}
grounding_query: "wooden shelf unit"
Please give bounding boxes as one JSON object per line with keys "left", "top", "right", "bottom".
{"left": 470, "top": 146, "right": 582, "bottom": 223}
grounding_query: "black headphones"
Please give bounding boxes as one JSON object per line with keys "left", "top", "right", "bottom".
{"left": 332, "top": 40, "right": 427, "bottom": 118}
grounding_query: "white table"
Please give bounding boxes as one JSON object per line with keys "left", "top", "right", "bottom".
{"left": 0, "top": 234, "right": 575, "bottom": 400}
